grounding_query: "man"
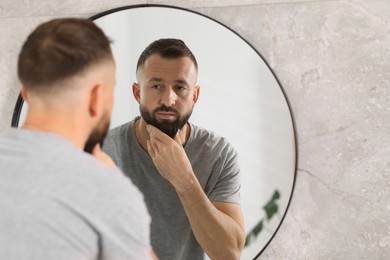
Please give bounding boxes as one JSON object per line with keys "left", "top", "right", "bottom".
{"left": 0, "top": 18, "right": 154, "bottom": 259}
{"left": 103, "top": 38, "right": 245, "bottom": 260}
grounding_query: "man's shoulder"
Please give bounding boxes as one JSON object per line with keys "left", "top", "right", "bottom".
{"left": 104, "top": 121, "right": 133, "bottom": 152}
{"left": 190, "top": 123, "right": 221, "bottom": 140}
{"left": 106, "top": 121, "right": 132, "bottom": 140}
{"left": 103, "top": 120, "right": 138, "bottom": 166}
{"left": 189, "top": 123, "right": 232, "bottom": 149}
{"left": 56, "top": 148, "right": 145, "bottom": 212}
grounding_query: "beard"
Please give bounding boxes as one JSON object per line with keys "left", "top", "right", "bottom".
{"left": 84, "top": 113, "right": 110, "bottom": 153}
{"left": 140, "top": 104, "right": 192, "bottom": 138}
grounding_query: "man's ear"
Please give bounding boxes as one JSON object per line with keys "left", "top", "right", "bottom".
{"left": 193, "top": 85, "right": 200, "bottom": 104}
{"left": 132, "top": 82, "right": 141, "bottom": 104}
{"left": 89, "top": 84, "right": 103, "bottom": 118}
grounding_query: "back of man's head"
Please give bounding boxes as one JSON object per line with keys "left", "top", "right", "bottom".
{"left": 18, "top": 18, "right": 113, "bottom": 93}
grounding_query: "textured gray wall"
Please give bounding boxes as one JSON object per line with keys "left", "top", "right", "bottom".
{"left": 1, "top": 0, "right": 389, "bottom": 259}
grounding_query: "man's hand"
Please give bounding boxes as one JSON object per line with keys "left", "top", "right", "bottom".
{"left": 91, "top": 143, "right": 116, "bottom": 168}
{"left": 146, "top": 124, "right": 194, "bottom": 190}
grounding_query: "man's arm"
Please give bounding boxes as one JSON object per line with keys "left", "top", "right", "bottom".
{"left": 146, "top": 125, "right": 245, "bottom": 260}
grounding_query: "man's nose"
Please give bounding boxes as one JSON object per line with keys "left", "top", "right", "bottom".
{"left": 160, "top": 88, "right": 177, "bottom": 107}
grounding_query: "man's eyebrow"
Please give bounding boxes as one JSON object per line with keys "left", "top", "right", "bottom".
{"left": 174, "top": 79, "right": 189, "bottom": 86}
{"left": 149, "top": 77, "right": 164, "bottom": 82}
{"left": 148, "top": 78, "right": 190, "bottom": 86}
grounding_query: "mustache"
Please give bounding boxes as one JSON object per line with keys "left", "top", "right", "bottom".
{"left": 153, "top": 105, "right": 179, "bottom": 115}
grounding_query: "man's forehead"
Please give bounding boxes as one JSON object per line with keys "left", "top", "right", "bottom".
{"left": 144, "top": 54, "right": 195, "bottom": 69}
{"left": 137, "top": 54, "right": 198, "bottom": 84}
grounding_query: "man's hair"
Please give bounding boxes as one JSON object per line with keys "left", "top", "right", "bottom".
{"left": 136, "top": 38, "right": 198, "bottom": 73}
{"left": 18, "top": 18, "right": 112, "bottom": 91}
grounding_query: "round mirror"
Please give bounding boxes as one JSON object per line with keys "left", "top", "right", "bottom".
{"left": 12, "top": 4, "right": 297, "bottom": 259}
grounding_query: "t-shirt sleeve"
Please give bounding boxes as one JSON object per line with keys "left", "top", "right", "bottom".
{"left": 207, "top": 142, "right": 241, "bottom": 204}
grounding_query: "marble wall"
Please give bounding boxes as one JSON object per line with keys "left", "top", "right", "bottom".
{"left": 1, "top": 0, "right": 389, "bottom": 259}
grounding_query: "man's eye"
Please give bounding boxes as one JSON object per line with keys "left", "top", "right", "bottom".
{"left": 176, "top": 86, "right": 186, "bottom": 91}
{"left": 152, "top": 85, "right": 162, "bottom": 89}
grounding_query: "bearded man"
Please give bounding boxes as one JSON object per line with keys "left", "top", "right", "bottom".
{"left": 103, "top": 38, "right": 245, "bottom": 260}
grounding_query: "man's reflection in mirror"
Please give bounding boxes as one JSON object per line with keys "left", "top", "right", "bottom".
{"left": 103, "top": 38, "right": 245, "bottom": 260}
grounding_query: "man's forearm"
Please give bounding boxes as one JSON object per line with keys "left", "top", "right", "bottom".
{"left": 175, "top": 176, "right": 245, "bottom": 260}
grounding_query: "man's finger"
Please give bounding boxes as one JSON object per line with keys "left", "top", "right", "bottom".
{"left": 146, "top": 140, "right": 155, "bottom": 157}
{"left": 91, "top": 143, "right": 116, "bottom": 168}
{"left": 173, "top": 129, "right": 182, "bottom": 146}
{"left": 147, "top": 124, "right": 170, "bottom": 143}
{"left": 91, "top": 143, "right": 102, "bottom": 156}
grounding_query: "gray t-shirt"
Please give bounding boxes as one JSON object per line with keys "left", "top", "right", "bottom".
{"left": 0, "top": 128, "right": 152, "bottom": 260}
{"left": 103, "top": 118, "right": 241, "bottom": 260}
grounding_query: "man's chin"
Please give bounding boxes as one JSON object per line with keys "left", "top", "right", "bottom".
{"left": 150, "top": 121, "right": 179, "bottom": 138}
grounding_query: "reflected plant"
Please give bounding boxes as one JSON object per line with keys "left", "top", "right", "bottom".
{"left": 245, "top": 189, "right": 281, "bottom": 247}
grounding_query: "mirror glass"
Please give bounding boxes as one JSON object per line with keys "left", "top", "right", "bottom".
{"left": 13, "top": 5, "right": 297, "bottom": 259}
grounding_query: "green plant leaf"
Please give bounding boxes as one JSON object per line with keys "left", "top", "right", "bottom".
{"left": 263, "top": 190, "right": 281, "bottom": 220}
{"left": 244, "top": 189, "right": 281, "bottom": 247}
{"left": 245, "top": 219, "right": 264, "bottom": 246}
{"left": 263, "top": 202, "right": 278, "bottom": 220}
{"left": 272, "top": 189, "right": 280, "bottom": 200}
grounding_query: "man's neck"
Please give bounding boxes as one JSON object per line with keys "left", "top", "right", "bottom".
{"left": 22, "top": 113, "right": 86, "bottom": 150}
